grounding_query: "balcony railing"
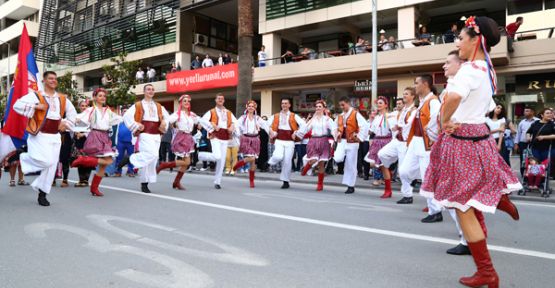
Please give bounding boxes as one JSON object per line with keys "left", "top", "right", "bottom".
{"left": 266, "top": 0, "right": 355, "bottom": 20}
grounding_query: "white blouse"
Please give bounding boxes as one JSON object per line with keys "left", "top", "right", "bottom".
{"left": 237, "top": 114, "right": 269, "bottom": 135}
{"left": 168, "top": 111, "right": 200, "bottom": 133}
{"left": 486, "top": 117, "right": 505, "bottom": 139}
{"left": 369, "top": 113, "right": 395, "bottom": 137}
{"left": 76, "top": 106, "right": 122, "bottom": 131}
{"left": 303, "top": 115, "right": 337, "bottom": 137}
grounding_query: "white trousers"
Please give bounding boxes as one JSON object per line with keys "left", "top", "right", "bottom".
{"left": 131, "top": 133, "right": 161, "bottom": 184}
{"left": 378, "top": 138, "right": 412, "bottom": 197}
{"left": 20, "top": 132, "right": 61, "bottom": 194}
{"left": 334, "top": 140, "right": 359, "bottom": 187}
{"left": 268, "top": 139, "right": 295, "bottom": 182}
{"left": 198, "top": 138, "right": 229, "bottom": 185}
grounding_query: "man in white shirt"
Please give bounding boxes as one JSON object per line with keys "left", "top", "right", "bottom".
{"left": 267, "top": 98, "right": 307, "bottom": 189}
{"left": 258, "top": 45, "right": 268, "bottom": 67}
{"left": 333, "top": 97, "right": 369, "bottom": 194}
{"left": 122, "top": 84, "right": 170, "bottom": 193}
{"left": 202, "top": 55, "right": 214, "bottom": 68}
{"left": 147, "top": 67, "right": 156, "bottom": 82}
{"left": 199, "top": 93, "right": 237, "bottom": 189}
{"left": 136, "top": 68, "right": 145, "bottom": 83}
{"left": 13, "top": 71, "right": 77, "bottom": 206}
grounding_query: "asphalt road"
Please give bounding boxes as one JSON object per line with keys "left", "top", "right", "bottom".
{"left": 1, "top": 171, "right": 554, "bottom": 288}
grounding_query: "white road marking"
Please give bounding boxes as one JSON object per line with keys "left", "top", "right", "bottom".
{"left": 93, "top": 182, "right": 555, "bottom": 261}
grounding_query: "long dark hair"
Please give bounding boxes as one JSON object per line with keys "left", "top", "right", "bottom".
{"left": 488, "top": 103, "right": 506, "bottom": 119}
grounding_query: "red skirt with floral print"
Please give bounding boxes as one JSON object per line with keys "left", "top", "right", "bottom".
{"left": 420, "top": 124, "right": 522, "bottom": 214}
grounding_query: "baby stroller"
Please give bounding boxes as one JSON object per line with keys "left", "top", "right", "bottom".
{"left": 518, "top": 144, "right": 553, "bottom": 198}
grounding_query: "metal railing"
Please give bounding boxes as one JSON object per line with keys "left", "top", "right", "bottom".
{"left": 266, "top": 0, "right": 354, "bottom": 20}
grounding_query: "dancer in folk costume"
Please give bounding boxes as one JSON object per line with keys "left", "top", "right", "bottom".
{"left": 122, "top": 84, "right": 170, "bottom": 193}
{"left": 365, "top": 96, "right": 395, "bottom": 197}
{"left": 13, "top": 71, "right": 77, "bottom": 206}
{"left": 156, "top": 95, "right": 202, "bottom": 190}
{"left": 71, "top": 88, "right": 122, "bottom": 196}
{"left": 267, "top": 98, "right": 307, "bottom": 189}
{"left": 333, "top": 96, "right": 369, "bottom": 194}
{"left": 398, "top": 75, "right": 445, "bottom": 223}
{"left": 377, "top": 87, "right": 417, "bottom": 203}
{"left": 421, "top": 17, "right": 521, "bottom": 287}
{"left": 299, "top": 100, "right": 337, "bottom": 191}
{"left": 198, "top": 93, "right": 237, "bottom": 190}
{"left": 232, "top": 100, "right": 269, "bottom": 188}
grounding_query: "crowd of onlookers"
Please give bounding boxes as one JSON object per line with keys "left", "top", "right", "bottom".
{"left": 190, "top": 53, "right": 235, "bottom": 70}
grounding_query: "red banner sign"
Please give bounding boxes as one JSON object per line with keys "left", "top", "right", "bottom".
{"left": 166, "top": 63, "right": 239, "bottom": 93}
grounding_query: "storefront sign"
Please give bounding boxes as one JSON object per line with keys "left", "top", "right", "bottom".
{"left": 354, "top": 80, "right": 371, "bottom": 93}
{"left": 166, "top": 63, "right": 238, "bottom": 93}
{"left": 516, "top": 74, "right": 555, "bottom": 92}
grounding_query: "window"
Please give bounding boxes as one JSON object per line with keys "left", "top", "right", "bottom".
{"left": 507, "top": 0, "right": 543, "bottom": 15}
{"left": 546, "top": 0, "right": 555, "bottom": 9}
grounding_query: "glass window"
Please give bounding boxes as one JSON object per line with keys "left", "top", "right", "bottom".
{"left": 546, "top": 0, "right": 555, "bottom": 9}
{"left": 211, "top": 20, "right": 227, "bottom": 39}
{"left": 507, "top": 0, "right": 543, "bottom": 15}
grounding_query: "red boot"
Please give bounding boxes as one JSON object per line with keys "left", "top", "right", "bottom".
{"left": 475, "top": 210, "right": 488, "bottom": 238}
{"left": 316, "top": 173, "right": 324, "bottom": 191}
{"left": 249, "top": 170, "right": 255, "bottom": 188}
{"left": 157, "top": 161, "right": 176, "bottom": 174}
{"left": 90, "top": 174, "right": 104, "bottom": 197}
{"left": 422, "top": 207, "right": 429, "bottom": 213}
{"left": 173, "top": 171, "right": 185, "bottom": 190}
{"left": 497, "top": 194, "right": 519, "bottom": 221}
{"left": 459, "top": 239, "right": 499, "bottom": 288}
{"left": 71, "top": 156, "right": 99, "bottom": 168}
{"left": 380, "top": 179, "right": 392, "bottom": 198}
{"left": 301, "top": 163, "right": 312, "bottom": 176}
{"left": 233, "top": 160, "right": 246, "bottom": 172}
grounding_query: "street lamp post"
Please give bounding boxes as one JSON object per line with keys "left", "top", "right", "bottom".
{"left": 0, "top": 40, "right": 10, "bottom": 93}
{"left": 371, "top": 0, "right": 377, "bottom": 103}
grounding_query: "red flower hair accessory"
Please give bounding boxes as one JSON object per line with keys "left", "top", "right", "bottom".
{"left": 465, "top": 16, "right": 480, "bottom": 34}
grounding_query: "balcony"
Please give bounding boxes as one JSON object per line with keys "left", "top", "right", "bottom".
{"left": 253, "top": 37, "right": 509, "bottom": 87}
{"left": 0, "top": 20, "right": 39, "bottom": 43}
{"left": 0, "top": 0, "right": 40, "bottom": 20}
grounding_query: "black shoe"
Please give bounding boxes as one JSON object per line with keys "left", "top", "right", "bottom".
{"left": 117, "top": 156, "right": 130, "bottom": 170}
{"left": 396, "top": 197, "right": 413, "bottom": 204}
{"left": 38, "top": 191, "right": 50, "bottom": 206}
{"left": 141, "top": 183, "right": 151, "bottom": 193}
{"left": 344, "top": 187, "right": 355, "bottom": 194}
{"left": 215, "top": 184, "right": 221, "bottom": 189}
{"left": 363, "top": 175, "right": 369, "bottom": 181}
{"left": 281, "top": 181, "right": 289, "bottom": 189}
{"left": 421, "top": 212, "right": 443, "bottom": 223}
{"left": 446, "top": 244, "right": 471, "bottom": 256}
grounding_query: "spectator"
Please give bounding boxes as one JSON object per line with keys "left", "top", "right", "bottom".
{"left": 258, "top": 45, "right": 268, "bottom": 67}
{"left": 202, "top": 54, "right": 214, "bottom": 68}
{"left": 355, "top": 36, "right": 367, "bottom": 54}
{"left": 146, "top": 66, "right": 156, "bottom": 82}
{"left": 218, "top": 53, "right": 224, "bottom": 66}
{"left": 378, "top": 34, "right": 387, "bottom": 51}
{"left": 176, "top": 62, "right": 182, "bottom": 71}
{"left": 515, "top": 107, "right": 539, "bottom": 177}
{"left": 225, "top": 132, "right": 240, "bottom": 175}
{"left": 526, "top": 108, "right": 555, "bottom": 166}
{"left": 159, "top": 125, "right": 175, "bottom": 170}
{"left": 196, "top": 124, "right": 213, "bottom": 171}
{"left": 487, "top": 104, "right": 510, "bottom": 166}
{"left": 281, "top": 50, "right": 294, "bottom": 63}
{"left": 170, "top": 63, "right": 177, "bottom": 73}
{"left": 257, "top": 115, "right": 270, "bottom": 172}
{"left": 136, "top": 68, "right": 145, "bottom": 83}
{"left": 101, "top": 73, "right": 112, "bottom": 87}
{"left": 191, "top": 56, "right": 201, "bottom": 70}
{"left": 223, "top": 53, "right": 232, "bottom": 64}
{"left": 506, "top": 16, "right": 523, "bottom": 52}
{"left": 115, "top": 112, "right": 135, "bottom": 177}
{"left": 444, "top": 23, "right": 459, "bottom": 43}
{"left": 300, "top": 47, "right": 316, "bottom": 59}
{"left": 382, "top": 36, "right": 398, "bottom": 51}
{"left": 413, "top": 26, "right": 431, "bottom": 46}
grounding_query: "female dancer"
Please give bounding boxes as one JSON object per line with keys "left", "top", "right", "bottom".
{"left": 71, "top": 88, "right": 123, "bottom": 196}
{"left": 156, "top": 94, "right": 201, "bottom": 190}
{"left": 232, "top": 100, "right": 269, "bottom": 188}
{"left": 365, "top": 96, "right": 394, "bottom": 198}
{"left": 300, "top": 100, "right": 337, "bottom": 191}
{"left": 421, "top": 16, "right": 520, "bottom": 288}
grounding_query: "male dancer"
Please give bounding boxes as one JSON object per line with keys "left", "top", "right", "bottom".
{"left": 13, "top": 71, "right": 77, "bottom": 206}
{"left": 198, "top": 93, "right": 237, "bottom": 189}
{"left": 399, "top": 75, "right": 444, "bottom": 222}
{"left": 378, "top": 87, "right": 416, "bottom": 203}
{"left": 267, "top": 98, "right": 306, "bottom": 189}
{"left": 122, "top": 84, "right": 169, "bottom": 193}
{"left": 333, "top": 96, "right": 369, "bottom": 194}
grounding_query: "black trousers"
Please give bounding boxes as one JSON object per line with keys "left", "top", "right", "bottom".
{"left": 357, "top": 141, "right": 370, "bottom": 177}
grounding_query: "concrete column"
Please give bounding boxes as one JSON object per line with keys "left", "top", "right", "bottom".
{"left": 397, "top": 6, "right": 417, "bottom": 48}
{"left": 262, "top": 33, "right": 281, "bottom": 65}
{"left": 260, "top": 89, "right": 281, "bottom": 117}
{"left": 72, "top": 74, "right": 85, "bottom": 93}
{"left": 176, "top": 11, "right": 194, "bottom": 54}
{"left": 175, "top": 52, "right": 191, "bottom": 71}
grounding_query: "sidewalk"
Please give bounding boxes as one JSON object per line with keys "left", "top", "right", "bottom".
{"left": 182, "top": 156, "right": 554, "bottom": 204}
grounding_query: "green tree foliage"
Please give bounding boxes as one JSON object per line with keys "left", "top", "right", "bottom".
{"left": 102, "top": 52, "right": 141, "bottom": 107}
{"left": 57, "top": 71, "right": 83, "bottom": 106}
{"left": 0, "top": 93, "right": 6, "bottom": 121}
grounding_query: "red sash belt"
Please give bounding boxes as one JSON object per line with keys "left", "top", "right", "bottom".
{"left": 41, "top": 119, "right": 61, "bottom": 134}
{"left": 212, "top": 129, "right": 230, "bottom": 140}
{"left": 277, "top": 129, "right": 294, "bottom": 141}
{"left": 141, "top": 121, "right": 161, "bottom": 135}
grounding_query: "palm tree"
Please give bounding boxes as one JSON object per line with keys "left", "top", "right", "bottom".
{"left": 236, "top": 0, "right": 253, "bottom": 116}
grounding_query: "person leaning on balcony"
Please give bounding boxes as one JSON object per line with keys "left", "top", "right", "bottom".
{"left": 202, "top": 54, "right": 214, "bottom": 68}
{"left": 382, "top": 36, "right": 398, "bottom": 51}
{"left": 281, "top": 50, "right": 294, "bottom": 63}
{"left": 191, "top": 56, "right": 201, "bottom": 70}
{"left": 355, "top": 36, "right": 367, "bottom": 54}
{"left": 412, "top": 26, "right": 432, "bottom": 46}
{"left": 136, "top": 68, "right": 145, "bottom": 83}
{"left": 506, "top": 16, "right": 523, "bottom": 52}
{"left": 258, "top": 45, "right": 268, "bottom": 67}
{"left": 444, "top": 23, "right": 459, "bottom": 43}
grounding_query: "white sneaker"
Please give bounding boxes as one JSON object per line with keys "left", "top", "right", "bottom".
{"left": 200, "top": 168, "right": 207, "bottom": 171}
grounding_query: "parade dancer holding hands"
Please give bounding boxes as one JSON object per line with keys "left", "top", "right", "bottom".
{"left": 232, "top": 100, "right": 269, "bottom": 188}
{"left": 299, "top": 100, "right": 337, "bottom": 191}
{"left": 71, "top": 88, "right": 122, "bottom": 197}
{"left": 156, "top": 95, "right": 203, "bottom": 190}
{"left": 267, "top": 98, "right": 307, "bottom": 189}
{"left": 122, "top": 84, "right": 170, "bottom": 193}
{"left": 198, "top": 93, "right": 237, "bottom": 190}
{"left": 13, "top": 71, "right": 77, "bottom": 206}
{"left": 421, "top": 16, "right": 521, "bottom": 288}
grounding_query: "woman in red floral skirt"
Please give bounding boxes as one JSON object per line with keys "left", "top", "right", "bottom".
{"left": 421, "top": 16, "right": 521, "bottom": 288}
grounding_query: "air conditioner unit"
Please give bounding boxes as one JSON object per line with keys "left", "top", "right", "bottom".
{"left": 195, "top": 34, "right": 208, "bottom": 46}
